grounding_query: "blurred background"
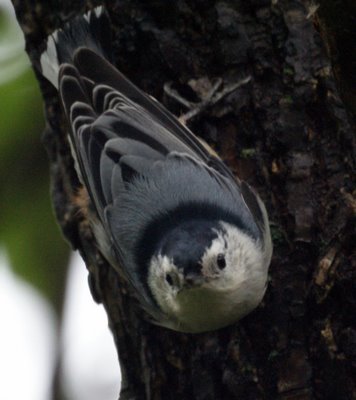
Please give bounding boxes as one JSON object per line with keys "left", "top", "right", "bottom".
{"left": 0, "top": 1, "right": 120, "bottom": 398}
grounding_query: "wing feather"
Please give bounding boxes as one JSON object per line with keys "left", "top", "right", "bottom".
{"left": 99, "top": 153, "right": 115, "bottom": 204}
{"left": 73, "top": 48, "right": 212, "bottom": 159}
{"left": 105, "top": 137, "right": 164, "bottom": 161}
{"left": 58, "top": 48, "right": 268, "bottom": 269}
{"left": 110, "top": 163, "right": 124, "bottom": 198}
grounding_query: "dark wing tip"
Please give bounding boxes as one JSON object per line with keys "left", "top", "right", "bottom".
{"left": 240, "top": 181, "right": 265, "bottom": 232}
{"left": 73, "top": 47, "right": 103, "bottom": 75}
{"left": 59, "top": 74, "right": 89, "bottom": 117}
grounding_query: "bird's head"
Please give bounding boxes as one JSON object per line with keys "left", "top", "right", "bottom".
{"left": 147, "top": 219, "right": 268, "bottom": 332}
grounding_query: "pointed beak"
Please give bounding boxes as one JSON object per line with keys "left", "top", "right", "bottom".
{"left": 183, "top": 272, "right": 205, "bottom": 288}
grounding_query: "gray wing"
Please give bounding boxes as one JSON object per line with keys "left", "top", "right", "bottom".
{"left": 58, "top": 48, "right": 267, "bottom": 303}
{"left": 60, "top": 48, "right": 265, "bottom": 223}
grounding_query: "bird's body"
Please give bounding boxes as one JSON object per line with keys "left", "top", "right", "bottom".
{"left": 40, "top": 7, "right": 272, "bottom": 332}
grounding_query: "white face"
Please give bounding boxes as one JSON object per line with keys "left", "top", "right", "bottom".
{"left": 147, "top": 222, "right": 269, "bottom": 333}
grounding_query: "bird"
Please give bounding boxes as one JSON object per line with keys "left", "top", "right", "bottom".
{"left": 39, "top": 6, "right": 272, "bottom": 333}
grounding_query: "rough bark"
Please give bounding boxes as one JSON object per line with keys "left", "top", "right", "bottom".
{"left": 316, "top": 0, "right": 356, "bottom": 127}
{"left": 12, "top": 0, "right": 355, "bottom": 399}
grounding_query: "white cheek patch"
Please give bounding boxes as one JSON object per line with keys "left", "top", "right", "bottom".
{"left": 220, "top": 222, "right": 265, "bottom": 288}
{"left": 200, "top": 222, "right": 265, "bottom": 291}
{"left": 148, "top": 254, "right": 172, "bottom": 295}
{"left": 147, "top": 254, "right": 181, "bottom": 315}
{"left": 150, "top": 254, "right": 172, "bottom": 277}
{"left": 200, "top": 234, "right": 226, "bottom": 277}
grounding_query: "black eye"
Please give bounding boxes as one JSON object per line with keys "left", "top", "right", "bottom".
{"left": 165, "top": 274, "right": 174, "bottom": 286}
{"left": 217, "top": 254, "right": 226, "bottom": 270}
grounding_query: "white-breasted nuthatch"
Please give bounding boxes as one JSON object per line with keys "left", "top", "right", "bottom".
{"left": 40, "top": 7, "right": 272, "bottom": 333}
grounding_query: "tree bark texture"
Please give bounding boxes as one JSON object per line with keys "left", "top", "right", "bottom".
{"left": 12, "top": 0, "right": 355, "bottom": 399}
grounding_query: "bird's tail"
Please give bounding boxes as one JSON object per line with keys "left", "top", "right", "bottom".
{"left": 40, "top": 6, "right": 111, "bottom": 88}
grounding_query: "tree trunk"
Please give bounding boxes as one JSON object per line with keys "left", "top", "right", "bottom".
{"left": 12, "top": 0, "right": 355, "bottom": 399}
